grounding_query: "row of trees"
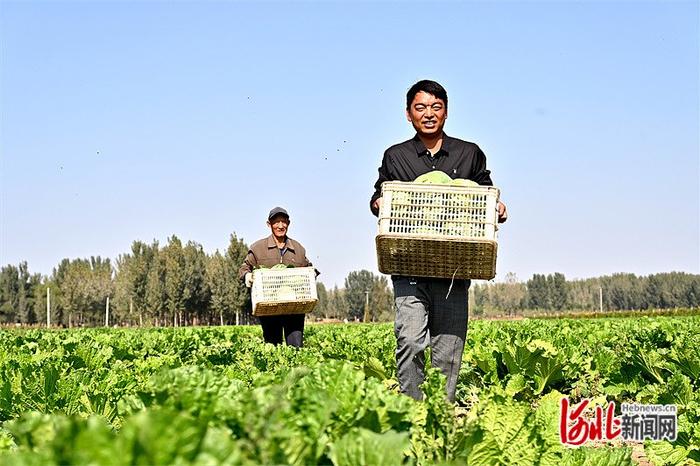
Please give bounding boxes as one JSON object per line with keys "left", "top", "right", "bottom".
{"left": 313, "top": 270, "right": 394, "bottom": 322}
{"left": 0, "top": 235, "right": 396, "bottom": 327}
{"left": 0, "top": 234, "right": 251, "bottom": 327}
{"left": 2, "top": 237, "right": 698, "bottom": 325}
{"left": 471, "top": 272, "right": 700, "bottom": 316}
{"left": 0, "top": 262, "right": 42, "bottom": 324}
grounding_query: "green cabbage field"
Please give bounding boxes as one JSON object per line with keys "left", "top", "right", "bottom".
{"left": 0, "top": 316, "right": 698, "bottom": 465}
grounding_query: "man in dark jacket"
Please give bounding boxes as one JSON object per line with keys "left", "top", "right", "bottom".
{"left": 370, "top": 80, "right": 507, "bottom": 402}
{"left": 239, "top": 207, "right": 313, "bottom": 347}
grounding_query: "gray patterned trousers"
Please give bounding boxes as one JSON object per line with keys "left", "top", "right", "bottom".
{"left": 392, "top": 276, "right": 470, "bottom": 402}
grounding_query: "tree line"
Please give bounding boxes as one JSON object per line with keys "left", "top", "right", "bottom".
{"left": 312, "top": 270, "right": 394, "bottom": 323}
{"left": 0, "top": 234, "right": 396, "bottom": 327}
{"left": 471, "top": 271, "right": 700, "bottom": 316}
{"left": 1, "top": 237, "right": 698, "bottom": 326}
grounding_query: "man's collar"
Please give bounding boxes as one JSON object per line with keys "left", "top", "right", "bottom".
{"left": 266, "top": 235, "right": 294, "bottom": 250}
{"left": 266, "top": 235, "right": 282, "bottom": 248}
{"left": 412, "top": 132, "right": 451, "bottom": 157}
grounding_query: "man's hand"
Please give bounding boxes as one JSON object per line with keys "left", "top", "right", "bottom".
{"left": 497, "top": 201, "right": 508, "bottom": 223}
{"left": 372, "top": 197, "right": 382, "bottom": 213}
{"left": 244, "top": 272, "right": 254, "bottom": 288}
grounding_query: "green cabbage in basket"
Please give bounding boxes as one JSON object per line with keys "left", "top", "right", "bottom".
{"left": 451, "top": 178, "right": 479, "bottom": 187}
{"left": 415, "top": 170, "right": 453, "bottom": 184}
{"left": 388, "top": 172, "right": 485, "bottom": 237}
{"left": 413, "top": 170, "right": 479, "bottom": 187}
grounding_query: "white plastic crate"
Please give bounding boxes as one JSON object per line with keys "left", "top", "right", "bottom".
{"left": 251, "top": 266, "right": 318, "bottom": 316}
{"left": 376, "top": 181, "right": 500, "bottom": 280}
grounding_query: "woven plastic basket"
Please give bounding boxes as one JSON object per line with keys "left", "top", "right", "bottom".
{"left": 376, "top": 181, "right": 500, "bottom": 280}
{"left": 251, "top": 266, "right": 318, "bottom": 316}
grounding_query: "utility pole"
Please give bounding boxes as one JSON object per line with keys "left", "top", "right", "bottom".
{"left": 363, "top": 290, "right": 370, "bottom": 323}
{"left": 105, "top": 296, "right": 110, "bottom": 326}
{"left": 599, "top": 286, "right": 603, "bottom": 313}
{"left": 46, "top": 287, "right": 51, "bottom": 327}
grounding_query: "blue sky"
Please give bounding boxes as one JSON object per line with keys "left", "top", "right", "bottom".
{"left": 1, "top": 1, "right": 698, "bottom": 288}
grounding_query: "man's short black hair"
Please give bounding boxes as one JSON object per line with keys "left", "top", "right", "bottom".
{"left": 406, "top": 80, "right": 448, "bottom": 110}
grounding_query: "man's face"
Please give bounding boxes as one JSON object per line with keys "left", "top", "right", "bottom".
{"left": 406, "top": 91, "right": 447, "bottom": 137}
{"left": 267, "top": 214, "right": 290, "bottom": 238}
